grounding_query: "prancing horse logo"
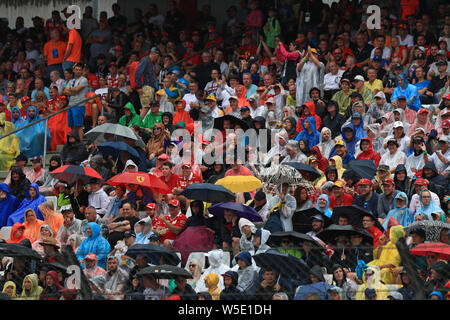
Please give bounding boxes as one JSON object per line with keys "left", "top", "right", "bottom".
{"left": 136, "top": 176, "right": 145, "bottom": 183}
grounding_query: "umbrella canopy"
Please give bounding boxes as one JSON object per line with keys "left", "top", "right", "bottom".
{"left": 343, "top": 159, "right": 377, "bottom": 179}
{"left": 97, "top": 141, "right": 141, "bottom": 163}
{"left": 284, "top": 162, "right": 321, "bottom": 181}
{"left": 0, "top": 242, "right": 42, "bottom": 260}
{"left": 253, "top": 249, "right": 310, "bottom": 280}
{"left": 331, "top": 205, "right": 384, "bottom": 232}
{"left": 137, "top": 264, "right": 192, "bottom": 279}
{"left": 106, "top": 172, "right": 171, "bottom": 194}
{"left": 85, "top": 123, "right": 146, "bottom": 148}
{"left": 267, "top": 231, "right": 317, "bottom": 247}
{"left": 50, "top": 165, "right": 103, "bottom": 184}
{"left": 258, "top": 165, "right": 306, "bottom": 185}
{"left": 215, "top": 176, "right": 262, "bottom": 193}
{"left": 404, "top": 221, "right": 450, "bottom": 243}
{"left": 292, "top": 208, "right": 333, "bottom": 234}
{"left": 208, "top": 202, "right": 263, "bottom": 222}
{"left": 213, "top": 114, "right": 250, "bottom": 131}
{"left": 410, "top": 242, "right": 450, "bottom": 260}
{"left": 172, "top": 226, "right": 215, "bottom": 266}
{"left": 180, "top": 183, "right": 235, "bottom": 203}
{"left": 125, "top": 244, "right": 181, "bottom": 266}
{"left": 316, "top": 224, "right": 373, "bottom": 245}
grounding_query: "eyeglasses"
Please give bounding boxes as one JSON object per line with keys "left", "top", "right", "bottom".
{"left": 189, "top": 264, "right": 196, "bottom": 267}
{"left": 153, "top": 127, "right": 161, "bottom": 130}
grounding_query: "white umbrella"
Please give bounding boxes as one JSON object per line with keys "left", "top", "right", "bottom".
{"left": 85, "top": 123, "right": 146, "bottom": 148}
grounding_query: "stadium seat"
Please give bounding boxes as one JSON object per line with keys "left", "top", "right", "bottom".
{"left": 0, "top": 226, "right": 12, "bottom": 240}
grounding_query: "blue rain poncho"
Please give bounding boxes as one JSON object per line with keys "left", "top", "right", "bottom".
{"left": 295, "top": 116, "right": 320, "bottom": 148}
{"left": 77, "top": 222, "right": 111, "bottom": 269}
{"left": 315, "top": 194, "right": 332, "bottom": 218}
{"left": 0, "top": 183, "right": 20, "bottom": 228}
{"left": 391, "top": 72, "right": 421, "bottom": 112}
{"left": 18, "top": 106, "right": 51, "bottom": 158}
{"left": 382, "top": 192, "right": 414, "bottom": 229}
{"left": 6, "top": 183, "right": 46, "bottom": 226}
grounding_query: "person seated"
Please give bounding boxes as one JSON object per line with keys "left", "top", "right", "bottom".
{"left": 77, "top": 222, "right": 111, "bottom": 270}
{"left": 7, "top": 183, "right": 47, "bottom": 226}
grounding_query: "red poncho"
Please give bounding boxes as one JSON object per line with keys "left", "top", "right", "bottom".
{"left": 356, "top": 137, "right": 381, "bottom": 167}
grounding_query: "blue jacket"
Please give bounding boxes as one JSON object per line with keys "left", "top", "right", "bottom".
{"left": 353, "top": 192, "right": 379, "bottom": 217}
{"left": 7, "top": 183, "right": 46, "bottom": 226}
{"left": 295, "top": 116, "right": 320, "bottom": 148}
{"left": 135, "top": 56, "right": 156, "bottom": 89}
{"left": 382, "top": 192, "right": 414, "bottom": 229}
{"left": 316, "top": 194, "right": 332, "bottom": 218}
{"left": 0, "top": 184, "right": 20, "bottom": 227}
{"left": 19, "top": 106, "right": 51, "bottom": 158}
{"left": 77, "top": 222, "right": 111, "bottom": 269}
{"left": 391, "top": 72, "right": 421, "bottom": 112}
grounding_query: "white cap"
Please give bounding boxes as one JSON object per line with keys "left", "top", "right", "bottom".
{"left": 393, "top": 121, "right": 404, "bottom": 128}
{"left": 353, "top": 75, "right": 365, "bottom": 82}
{"left": 374, "top": 91, "right": 385, "bottom": 99}
{"left": 229, "top": 96, "right": 238, "bottom": 101}
{"left": 417, "top": 46, "right": 426, "bottom": 52}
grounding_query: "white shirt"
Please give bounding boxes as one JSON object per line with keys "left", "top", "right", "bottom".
{"left": 405, "top": 153, "right": 425, "bottom": 178}
{"left": 397, "top": 34, "right": 414, "bottom": 47}
{"left": 182, "top": 93, "right": 199, "bottom": 111}
{"left": 267, "top": 194, "right": 297, "bottom": 232}
{"left": 88, "top": 188, "right": 110, "bottom": 217}
{"left": 250, "top": 105, "right": 267, "bottom": 118}
{"left": 323, "top": 70, "right": 344, "bottom": 90}
{"left": 370, "top": 46, "right": 391, "bottom": 60}
{"left": 429, "top": 149, "right": 450, "bottom": 173}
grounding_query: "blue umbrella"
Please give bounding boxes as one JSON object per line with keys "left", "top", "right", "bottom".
{"left": 208, "top": 202, "right": 263, "bottom": 222}
{"left": 293, "top": 282, "right": 333, "bottom": 300}
{"left": 180, "top": 183, "right": 235, "bottom": 203}
{"left": 97, "top": 141, "right": 141, "bottom": 163}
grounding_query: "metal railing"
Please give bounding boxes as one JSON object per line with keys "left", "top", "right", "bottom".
{"left": 0, "top": 94, "right": 101, "bottom": 169}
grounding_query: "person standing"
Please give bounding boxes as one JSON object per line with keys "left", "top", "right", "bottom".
{"left": 295, "top": 46, "right": 324, "bottom": 107}
{"left": 62, "top": 26, "right": 82, "bottom": 72}
{"left": 43, "top": 29, "right": 66, "bottom": 78}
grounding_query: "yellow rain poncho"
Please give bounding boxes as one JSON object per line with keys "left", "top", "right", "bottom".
{"left": 368, "top": 225, "right": 405, "bottom": 284}
{"left": 204, "top": 273, "right": 221, "bottom": 300}
{"left": 355, "top": 265, "right": 390, "bottom": 300}
{"left": 2, "top": 280, "right": 17, "bottom": 300}
{"left": 0, "top": 113, "right": 20, "bottom": 171}
{"left": 19, "top": 273, "right": 43, "bottom": 300}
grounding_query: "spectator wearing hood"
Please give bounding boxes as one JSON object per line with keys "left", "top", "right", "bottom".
{"left": 424, "top": 260, "right": 450, "bottom": 297}
{"left": 220, "top": 271, "right": 243, "bottom": 300}
{"left": 366, "top": 91, "right": 392, "bottom": 122}
{"left": 77, "top": 222, "right": 111, "bottom": 270}
{"left": 0, "top": 113, "right": 20, "bottom": 171}
{"left": 7, "top": 183, "right": 46, "bottom": 226}
{"left": 357, "top": 137, "right": 381, "bottom": 167}
{"left": 203, "top": 273, "right": 221, "bottom": 300}
{"left": 295, "top": 116, "right": 320, "bottom": 149}
{"left": 391, "top": 72, "right": 421, "bottom": 112}
{"left": 415, "top": 189, "right": 445, "bottom": 221}
{"left": 382, "top": 192, "right": 414, "bottom": 228}
{"left": 118, "top": 102, "right": 144, "bottom": 128}
{"left": 60, "top": 130, "right": 89, "bottom": 165}
{"left": 234, "top": 251, "right": 258, "bottom": 295}
{"left": 322, "top": 101, "right": 346, "bottom": 139}
{"left": 354, "top": 265, "right": 389, "bottom": 300}
{"left": 393, "top": 164, "right": 411, "bottom": 195}
{"left": 37, "top": 155, "right": 62, "bottom": 196}
{"left": 7, "top": 163, "right": 31, "bottom": 202}
{"left": 238, "top": 218, "right": 257, "bottom": 254}
{"left": 281, "top": 140, "right": 307, "bottom": 164}
{"left": 421, "top": 161, "right": 448, "bottom": 200}
{"left": 0, "top": 183, "right": 20, "bottom": 227}
{"left": 294, "top": 265, "right": 332, "bottom": 300}
{"left": 317, "top": 127, "right": 335, "bottom": 159}
{"left": 196, "top": 249, "right": 231, "bottom": 293}
{"left": 330, "top": 263, "right": 358, "bottom": 300}
{"left": 406, "top": 108, "right": 435, "bottom": 138}
{"left": 316, "top": 194, "right": 332, "bottom": 218}
{"left": 18, "top": 106, "right": 51, "bottom": 159}
{"left": 296, "top": 101, "right": 322, "bottom": 133}
{"left": 173, "top": 99, "right": 193, "bottom": 127}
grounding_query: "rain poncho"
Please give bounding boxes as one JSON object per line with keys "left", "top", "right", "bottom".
{"left": 368, "top": 225, "right": 405, "bottom": 284}
{"left": 330, "top": 155, "right": 345, "bottom": 179}
{"left": 7, "top": 183, "right": 46, "bottom": 226}
{"left": 19, "top": 106, "right": 51, "bottom": 158}
{"left": 295, "top": 116, "right": 320, "bottom": 148}
{"left": 405, "top": 110, "right": 435, "bottom": 137}
{"left": 47, "top": 102, "right": 71, "bottom": 152}
{"left": 356, "top": 137, "right": 381, "bottom": 167}
{"left": 172, "top": 99, "right": 193, "bottom": 126}
{"left": 295, "top": 60, "right": 325, "bottom": 107}
{"left": 239, "top": 218, "right": 257, "bottom": 254}
{"left": 296, "top": 101, "right": 322, "bottom": 133}
{"left": 204, "top": 273, "right": 221, "bottom": 300}
{"left": 379, "top": 147, "right": 407, "bottom": 171}
{"left": 39, "top": 203, "right": 64, "bottom": 237}
{"left": 318, "top": 127, "right": 335, "bottom": 159}
{"left": 0, "top": 113, "right": 20, "bottom": 171}
{"left": 340, "top": 123, "right": 360, "bottom": 156}
{"left": 234, "top": 251, "right": 258, "bottom": 292}
{"left": 332, "top": 88, "right": 355, "bottom": 115}
{"left": 22, "top": 208, "right": 45, "bottom": 243}
{"left": 382, "top": 192, "right": 414, "bottom": 229}
{"left": 119, "top": 102, "right": 144, "bottom": 128}
{"left": 254, "top": 229, "right": 272, "bottom": 255}
{"left": 77, "top": 222, "right": 111, "bottom": 270}
{"left": 196, "top": 249, "right": 231, "bottom": 292}
{"left": 355, "top": 265, "right": 389, "bottom": 300}
{"left": 415, "top": 189, "right": 445, "bottom": 219}
{"left": 310, "top": 145, "right": 329, "bottom": 172}
{"left": 19, "top": 273, "right": 43, "bottom": 300}
{"left": 2, "top": 280, "right": 17, "bottom": 299}
{"left": 391, "top": 72, "right": 421, "bottom": 112}
{"left": 6, "top": 222, "right": 29, "bottom": 243}
{"left": 0, "top": 183, "right": 20, "bottom": 228}
{"left": 316, "top": 194, "right": 332, "bottom": 218}
{"left": 349, "top": 112, "right": 367, "bottom": 140}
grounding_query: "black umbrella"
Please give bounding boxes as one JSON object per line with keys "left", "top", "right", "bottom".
{"left": 284, "top": 162, "right": 321, "bottom": 181}
{"left": 343, "top": 159, "right": 377, "bottom": 179}
{"left": 316, "top": 224, "right": 373, "bottom": 245}
{"left": 331, "top": 205, "right": 384, "bottom": 232}
{"left": 213, "top": 115, "right": 250, "bottom": 131}
{"left": 125, "top": 244, "right": 181, "bottom": 266}
{"left": 0, "top": 243, "right": 42, "bottom": 260}
{"left": 180, "top": 183, "right": 235, "bottom": 203}
{"left": 267, "top": 231, "right": 317, "bottom": 247}
{"left": 137, "top": 264, "right": 192, "bottom": 279}
{"left": 253, "top": 249, "right": 310, "bottom": 281}
{"left": 292, "top": 208, "right": 333, "bottom": 234}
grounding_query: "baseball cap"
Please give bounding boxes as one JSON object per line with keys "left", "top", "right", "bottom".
{"left": 416, "top": 53, "right": 426, "bottom": 59}
{"left": 335, "top": 140, "right": 345, "bottom": 147}
{"left": 333, "top": 180, "right": 344, "bottom": 188}
{"left": 387, "top": 138, "right": 399, "bottom": 147}
{"left": 393, "top": 121, "right": 404, "bottom": 129}
{"left": 182, "top": 163, "right": 192, "bottom": 169}
{"left": 414, "top": 178, "right": 429, "bottom": 186}
{"left": 15, "top": 153, "right": 27, "bottom": 162}
{"left": 247, "top": 93, "right": 258, "bottom": 101}
{"left": 398, "top": 24, "right": 408, "bottom": 29}
{"left": 266, "top": 97, "right": 276, "bottom": 104}
{"left": 20, "top": 96, "right": 31, "bottom": 104}
{"left": 357, "top": 178, "right": 372, "bottom": 186}
{"left": 157, "top": 153, "right": 170, "bottom": 161}
{"left": 437, "top": 50, "right": 447, "bottom": 56}
{"left": 229, "top": 96, "right": 238, "bottom": 101}
{"left": 257, "top": 86, "right": 266, "bottom": 92}
{"left": 124, "top": 230, "right": 136, "bottom": 238}
{"left": 372, "top": 56, "right": 382, "bottom": 62}
{"left": 85, "top": 253, "right": 97, "bottom": 261}
{"left": 436, "top": 60, "right": 448, "bottom": 66}
{"left": 60, "top": 205, "right": 73, "bottom": 213}
{"left": 150, "top": 47, "right": 161, "bottom": 55}
{"left": 114, "top": 45, "right": 123, "bottom": 52}
{"left": 383, "top": 178, "right": 394, "bottom": 185}
{"left": 442, "top": 120, "right": 450, "bottom": 129}
{"left": 352, "top": 112, "right": 362, "bottom": 119}
{"left": 146, "top": 203, "right": 156, "bottom": 210}
{"left": 388, "top": 292, "right": 404, "bottom": 300}
{"left": 240, "top": 106, "right": 250, "bottom": 112}
{"left": 311, "top": 214, "right": 324, "bottom": 222}
{"left": 108, "top": 61, "right": 117, "bottom": 67}
{"left": 397, "top": 95, "right": 406, "bottom": 100}
{"left": 149, "top": 233, "right": 161, "bottom": 242}
{"left": 310, "top": 48, "right": 318, "bottom": 54}
{"left": 438, "top": 135, "right": 450, "bottom": 144}
{"left": 169, "top": 199, "right": 180, "bottom": 207}
{"left": 340, "top": 78, "right": 351, "bottom": 84}
{"left": 185, "top": 41, "right": 194, "bottom": 48}
{"left": 206, "top": 95, "right": 217, "bottom": 102}
{"left": 31, "top": 156, "right": 42, "bottom": 163}
{"left": 374, "top": 91, "right": 386, "bottom": 99}
{"left": 221, "top": 271, "right": 236, "bottom": 278}
{"left": 353, "top": 75, "right": 365, "bottom": 82}
{"left": 377, "top": 164, "right": 390, "bottom": 172}
{"left": 418, "top": 108, "right": 429, "bottom": 115}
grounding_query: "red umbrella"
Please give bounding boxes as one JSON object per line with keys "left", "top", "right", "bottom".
{"left": 172, "top": 226, "right": 214, "bottom": 267}
{"left": 410, "top": 242, "right": 450, "bottom": 260}
{"left": 106, "top": 172, "right": 171, "bottom": 194}
{"left": 50, "top": 165, "right": 103, "bottom": 183}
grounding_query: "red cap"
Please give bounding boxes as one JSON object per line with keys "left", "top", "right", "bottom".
{"left": 20, "top": 96, "right": 31, "bottom": 103}
{"left": 337, "top": 34, "right": 346, "bottom": 40}
{"left": 85, "top": 253, "right": 97, "bottom": 261}
{"left": 146, "top": 203, "right": 156, "bottom": 210}
{"left": 169, "top": 199, "right": 180, "bottom": 207}
{"left": 185, "top": 41, "right": 194, "bottom": 48}
{"left": 443, "top": 93, "right": 450, "bottom": 100}
{"left": 114, "top": 45, "right": 123, "bottom": 51}
{"left": 157, "top": 153, "right": 170, "bottom": 160}
{"left": 418, "top": 108, "right": 429, "bottom": 115}
{"left": 414, "top": 178, "right": 429, "bottom": 186}
{"left": 295, "top": 38, "right": 305, "bottom": 43}
{"left": 182, "top": 163, "right": 192, "bottom": 169}
{"left": 100, "top": 17, "right": 107, "bottom": 23}
{"left": 442, "top": 120, "right": 450, "bottom": 129}
{"left": 357, "top": 178, "right": 372, "bottom": 186}
{"left": 383, "top": 178, "right": 394, "bottom": 185}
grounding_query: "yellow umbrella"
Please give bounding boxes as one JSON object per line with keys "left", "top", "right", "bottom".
{"left": 215, "top": 175, "right": 262, "bottom": 193}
